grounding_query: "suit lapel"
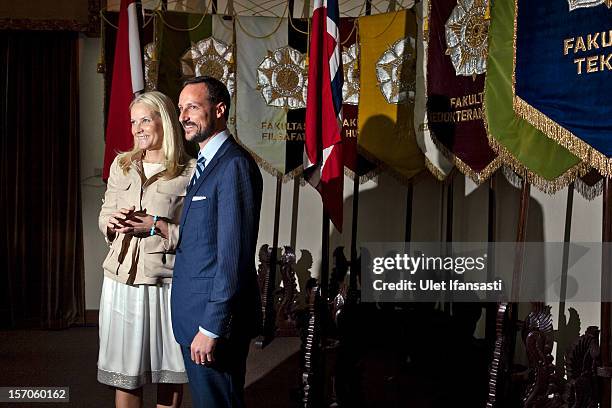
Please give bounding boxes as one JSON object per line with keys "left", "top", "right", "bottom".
{"left": 178, "top": 137, "right": 235, "bottom": 239}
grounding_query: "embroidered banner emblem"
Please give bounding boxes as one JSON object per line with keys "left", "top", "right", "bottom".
{"left": 181, "top": 37, "right": 235, "bottom": 97}
{"left": 376, "top": 37, "right": 417, "bottom": 105}
{"left": 257, "top": 46, "right": 308, "bottom": 109}
{"left": 445, "top": 0, "right": 489, "bottom": 78}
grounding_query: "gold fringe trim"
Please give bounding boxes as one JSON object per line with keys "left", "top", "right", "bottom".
{"left": 232, "top": 136, "right": 303, "bottom": 183}
{"left": 417, "top": 6, "right": 449, "bottom": 184}
{"left": 575, "top": 176, "right": 604, "bottom": 201}
{"left": 487, "top": 133, "right": 589, "bottom": 194}
{"left": 512, "top": 96, "right": 612, "bottom": 178}
{"left": 511, "top": 0, "right": 519, "bottom": 104}
{"left": 233, "top": 135, "right": 384, "bottom": 185}
{"left": 500, "top": 154, "right": 599, "bottom": 200}
{"left": 424, "top": 156, "right": 450, "bottom": 181}
{"left": 343, "top": 167, "right": 380, "bottom": 184}
{"left": 355, "top": 146, "right": 426, "bottom": 187}
{"left": 283, "top": 164, "right": 305, "bottom": 183}
{"left": 511, "top": 0, "right": 612, "bottom": 177}
{"left": 429, "top": 134, "right": 502, "bottom": 184}
{"left": 501, "top": 165, "right": 523, "bottom": 189}
{"left": 482, "top": 71, "right": 589, "bottom": 194}
{"left": 423, "top": 0, "right": 499, "bottom": 184}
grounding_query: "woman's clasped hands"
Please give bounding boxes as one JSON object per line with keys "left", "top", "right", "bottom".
{"left": 106, "top": 206, "right": 155, "bottom": 238}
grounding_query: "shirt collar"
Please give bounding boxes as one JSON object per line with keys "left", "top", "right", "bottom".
{"left": 199, "top": 129, "right": 230, "bottom": 165}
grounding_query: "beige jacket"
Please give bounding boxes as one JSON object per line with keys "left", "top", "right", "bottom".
{"left": 99, "top": 155, "right": 196, "bottom": 285}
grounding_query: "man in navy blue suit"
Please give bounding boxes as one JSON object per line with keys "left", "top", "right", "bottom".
{"left": 171, "top": 76, "right": 263, "bottom": 408}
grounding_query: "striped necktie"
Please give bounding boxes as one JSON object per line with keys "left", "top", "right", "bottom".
{"left": 188, "top": 152, "right": 206, "bottom": 191}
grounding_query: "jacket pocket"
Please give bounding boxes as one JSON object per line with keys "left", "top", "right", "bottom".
{"left": 153, "top": 182, "right": 187, "bottom": 220}
{"left": 113, "top": 180, "right": 134, "bottom": 210}
{"left": 142, "top": 235, "right": 175, "bottom": 279}
{"left": 102, "top": 235, "right": 135, "bottom": 281}
{"left": 188, "top": 197, "right": 209, "bottom": 209}
{"left": 101, "top": 247, "right": 117, "bottom": 274}
{"left": 157, "top": 181, "right": 187, "bottom": 197}
{"left": 115, "top": 180, "right": 131, "bottom": 190}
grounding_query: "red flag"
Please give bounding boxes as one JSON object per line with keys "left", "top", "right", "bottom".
{"left": 304, "top": 0, "right": 344, "bottom": 231}
{"left": 102, "top": 0, "right": 144, "bottom": 181}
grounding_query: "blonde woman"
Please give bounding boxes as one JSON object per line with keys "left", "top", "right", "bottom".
{"left": 98, "top": 91, "right": 195, "bottom": 408}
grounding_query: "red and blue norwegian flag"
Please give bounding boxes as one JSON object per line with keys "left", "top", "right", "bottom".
{"left": 304, "top": 0, "right": 345, "bottom": 231}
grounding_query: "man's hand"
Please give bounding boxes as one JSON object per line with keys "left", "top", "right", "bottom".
{"left": 190, "top": 331, "right": 217, "bottom": 365}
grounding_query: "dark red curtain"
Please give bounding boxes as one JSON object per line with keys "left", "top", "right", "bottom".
{"left": 0, "top": 31, "right": 85, "bottom": 329}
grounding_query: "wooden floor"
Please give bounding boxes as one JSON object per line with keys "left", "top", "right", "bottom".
{"left": 0, "top": 327, "right": 301, "bottom": 408}
{"left": 0, "top": 305, "right": 494, "bottom": 408}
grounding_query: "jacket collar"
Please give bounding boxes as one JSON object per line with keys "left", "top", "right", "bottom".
{"left": 187, "top": 135, "right": 234, "bottom": 197}
{"left": 198, "top": 129, "right": 230, "bottom": 165}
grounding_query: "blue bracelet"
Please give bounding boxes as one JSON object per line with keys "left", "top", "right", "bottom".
{"left": 150, "top": 215, "right": 158, "bottom": 236}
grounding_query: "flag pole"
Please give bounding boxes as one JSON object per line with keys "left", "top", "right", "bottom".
{"left": 404, "top": 180, "right": 413, "bottom": 247}
{"left": 321, "top": 211, "right": 331, "bottom": 306}
{"left": 443, "top": 170, "right": 455, "bottom": 312}
{"left": 511, "top": 180, "right": 530, "bottom": 303}
{"left": 349, "top": 0, "right": 373, "bottom": 291}
{"left": 485, "top": 175, "right": 497, "bottom": 349}
{"left": 445, "top": 172, "right": 454, "bottom": 243}
{"left": 256, "top": 175, "right": 283, "bottom": 348}
{"left": 507, "top": 180, "right": 531, "bottom": 371}
{"left": 290, "top": 179, "right": 300, "bottom": 250}
{"left": 349, "top": 175, "right": 359, "bottom": 290}
{"left": 302, "top": 0, "right": 345, "bottom": 399}
{"left": 555, "top": 182, "right": 574, "bottom": 365}
{"left": 314, "top": 209, "right": 331, "bottom": 406}
{"left": 601, "top": 177, "right": 612, "bottom": 408}
{"left": 486, "top": 178, "right": 530, "bottom": 407}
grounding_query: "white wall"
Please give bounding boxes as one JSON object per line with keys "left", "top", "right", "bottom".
{"left": 78, "top": 36, "right": 606, "bottom": 362}
{"left": 79, "top": 36, "right": 108, "bottom": 310}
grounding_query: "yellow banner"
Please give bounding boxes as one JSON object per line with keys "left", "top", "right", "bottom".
{"left": 358, "top": 10, "right": 424, "bottom": 184}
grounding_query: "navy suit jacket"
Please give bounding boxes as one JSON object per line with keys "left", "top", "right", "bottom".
{"left": 171, "top": 136, "right": 263, "bottom": 346}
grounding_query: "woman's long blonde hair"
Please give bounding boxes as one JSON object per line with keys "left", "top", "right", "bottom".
{"left": 116, "top": 91, "right": 188, "bottom": 179}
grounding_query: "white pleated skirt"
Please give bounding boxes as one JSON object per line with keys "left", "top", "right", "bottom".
{"left": 97, "top": 276, "right": 187, "bottom": 390}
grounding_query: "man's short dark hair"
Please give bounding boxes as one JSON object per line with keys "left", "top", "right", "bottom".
{"left": 183, "top": 76, "right": 231, "bottom": 120}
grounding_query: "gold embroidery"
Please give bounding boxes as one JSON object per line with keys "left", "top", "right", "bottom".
{"left": 257, "top": 46, "right": 308, "bottom": 109}
{"left": 575, "top": 175, "right": 604, "bottom": 200}
{"left": 343, "top": 167, "right": 380, "bottom": 184}
{"left": 568, "top": 0, "right": 612, "bottom": 11}
{"left": 425, "top": 156, "right": 449, "bottom": 181}
{"left": 181, "top": 37, "right": 235, "bottom": 97}
{"left": 144, "top": 42, "right": 158, "bottom": 91}
{"left": 376, "top": 37, "right": 417, "bottom": 105}
{"left": 429, "top": 134, "right": 502, "bottom": 184}
{"left": 342, "top": 43, "right": 360, "bottom": 105}
{"left": 445, "top": 0, "right": 489, "bottom": 79}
